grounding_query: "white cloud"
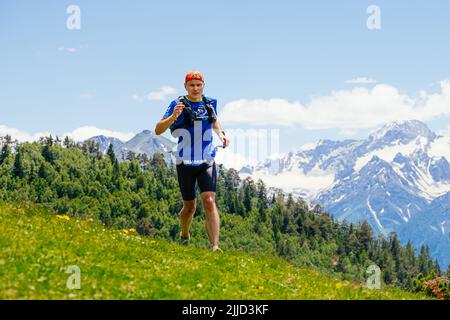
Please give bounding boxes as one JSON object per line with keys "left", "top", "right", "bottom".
{"left": 62, "top": 126, "right": 135, "bottom": 142}
{"left": 345, "top": 77, "right": 377, "bottom": 84}
{"left": 147, "top": 86, "right": 177, "bottom": 101}
{"left": 339, "top": 128, "right": 359, "bottom": 137}
{"left": 219, "top": 80, "right": 450, "bottom": 130}
{"left": 0, "top": 125, "right": 135, "bottom": 143}
{"left": 132, "top": 86, "right": 177, "bottom": 102}
{"left": 219, "top": 98, "right": 304, "bottom": 126}
{"left": 0, "top": 125, "right": 51, "bottom": 142}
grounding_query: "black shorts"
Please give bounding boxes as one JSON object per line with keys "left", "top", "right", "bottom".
{"left": 176, "top": 160, "right": 217, "bottom": 201}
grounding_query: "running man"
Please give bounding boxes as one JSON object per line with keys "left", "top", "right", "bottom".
{"left": 154, "top": 71, "right": 229, "bottom": 252}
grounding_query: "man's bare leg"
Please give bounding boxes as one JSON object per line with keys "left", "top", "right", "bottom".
{"left": 180, "top": 199, "right": 196, "bottom": 239}
{"left": 200, "top": 191, "right": 220, "bottom": 248}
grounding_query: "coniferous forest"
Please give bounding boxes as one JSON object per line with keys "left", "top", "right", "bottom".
{"left": 1, "top": 134, "right": 449, "bottom": 299}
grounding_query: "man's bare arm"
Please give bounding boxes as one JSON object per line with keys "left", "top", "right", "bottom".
{"left": 155, "top": 116, "right": 176, "bottom": 135}
{"left": 154, "top": 102, "right": 185, "bottom": 135}
{"left": 213, "top": 120, "right": 229, "bottom": 147}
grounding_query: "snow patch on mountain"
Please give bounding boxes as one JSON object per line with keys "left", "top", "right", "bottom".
{"left": 367, "top": 197, "right": 384, "bottom": 233}
{"left": 354, "top": 137, "right": 429, "bottom": 172}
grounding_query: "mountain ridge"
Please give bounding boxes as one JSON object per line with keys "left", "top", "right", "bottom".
{"left": 87, "top": 130, "right": 176, "bottom": 163}
{"left": 238, "top": 120, "right": 450, "bottom": 268}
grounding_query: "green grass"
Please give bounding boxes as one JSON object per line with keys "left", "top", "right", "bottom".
{"left": 0, "top": 202, "right": 432, "bottom": 300}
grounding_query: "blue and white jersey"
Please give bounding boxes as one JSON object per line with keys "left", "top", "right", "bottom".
{"left": 163, "top": 96, "right": 218, "bottom": 166}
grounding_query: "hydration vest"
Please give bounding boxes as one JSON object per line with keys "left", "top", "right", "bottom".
{"left": 169, "top": 95, "right": 217, "bottom": 133}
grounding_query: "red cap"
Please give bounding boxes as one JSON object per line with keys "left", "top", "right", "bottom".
{"left": 185, "top": 71, "right": 204, "bottom": 83}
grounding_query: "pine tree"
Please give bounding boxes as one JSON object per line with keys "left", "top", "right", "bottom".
{"left": 433, "top": 258, "right": 441, "bottom": 276}
{"left": 286, "top": 194, "right": 295, "bottom": 210}
{"left": 12, "top": 149, "right": 24, "bottom": 178}
{"left": 126, "top": 150, "right": 136, "bottom": 161}
{"left": 256, "top": 179, "right": 268, "bottom": 221}
{"left": 107, "top": 144, "right": 117, "bottom": 164}
{"left": 389, "top": 233, "right": 401, "bottom": 274}
{"left": 1, "top": 134, "right": 13, "bottom": 146}
{"left": 312, "top": 204, "right": 325, "bottom": 214}
{"left": 42, "top": 137, "right": 58, "bottom": 163}
{"left": 358, "top": 221, "right": 373, "bottom": 252}
{"left": 383, "top": 255, "right": 396, "bottom": 285}
{"left": 39, "top": 135, "right": 53, "bottom": 147}
{"left": 150, "top": 153, "right": 168, "bottom": 183}
{"left": 405, "top": 241, "right": 416, "bottom": 266}
{"left": 0, "top": 144, "right": 11, "bottom": 165}
{"left": 271, "top": 193, "right": 276, "bottom": 205}
{"left": 243, "top": 189, "right": 252, "bottom": 213}
{"left": 241, "top": 178, "right": 256, "bottom": 214}
{"left": 139, "top": 153, "right": 149, "bottom": 170}
{"left": 112, "top": 159, "right": 121, "bottom": 188}
{"left": 82, "top": 140, "right": 100, "bottom": 158}
{"left": 135, "top": 174, "right": 146, "bottom": 190}
{"left": 346, "top": 225, "right": 360, "bottom": 256}
{"left": 137, "top": 203, "right": 151, "bottom": 220}
{"left": 63, "top": 136, "right": 75, "bottom": 148}
{"left": 224, "top": 169, "right": 241, "bottom": 193}
{"left": 418, "top": 245, "right": 433, "bottom": 277}
{"left": 38, "top": 163, "right": 47, "bottom": 179}
{"left": 256, "top": 179, "right": 267, "bottom": 201}
{"left": 128, "top": 160, "right": 140, "bottom": 179}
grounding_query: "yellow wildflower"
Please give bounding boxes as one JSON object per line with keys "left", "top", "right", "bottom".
{"left": 122, "top": 228, "right": 136, "bottom": 235}
{"left": 56, "top": 215, "right": 70, "bottom": 221}
{"left": 335, "top": 282, "right": 343, "bottom": 289}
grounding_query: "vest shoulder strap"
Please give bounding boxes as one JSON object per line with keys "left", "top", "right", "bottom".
{"left": 202, "top": 95, "right": 214, "bottom": 105}
{"left": 202, "top": 95, "right": 217, "bottom": 123}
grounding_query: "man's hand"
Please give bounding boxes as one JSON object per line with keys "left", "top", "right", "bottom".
{"left": 170, "top": 102, "right": 185, "bottom": 121}
{"left": 220, "top": 133, "right": 230, "bottom": 148}
{"left": 154, "top": 102, "right": 185, "bottom": 135}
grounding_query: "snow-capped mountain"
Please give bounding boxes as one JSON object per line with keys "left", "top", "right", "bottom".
{"left": 88, "top": 135, "right": 125, "bottom": 155}
{"left": 86, "top": 130, "right": 176, "bottom": 163}
{"left": 240, "top": 120, "right": 450, "bottom": 268}
{"left": 120, "top": 130, "right": 175, "bottom": 162}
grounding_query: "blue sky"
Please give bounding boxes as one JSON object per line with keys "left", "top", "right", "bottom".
{"left": 1, "top": 0, "right": 450, "bottom": 160}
